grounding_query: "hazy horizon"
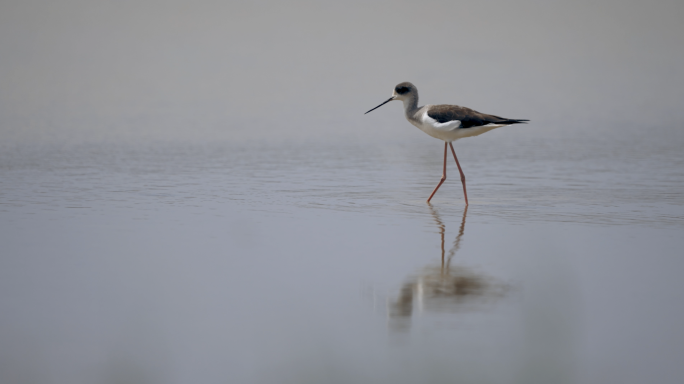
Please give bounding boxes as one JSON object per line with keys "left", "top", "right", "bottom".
{"left": 1, "top": 0, "right": 682, "bottom": 143}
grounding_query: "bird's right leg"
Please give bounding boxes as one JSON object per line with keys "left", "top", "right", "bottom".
{"left": 427, "top": 142, "right": 448, "bottom": 203}
{"left": 449, "top": 143, "right": 468, "bottom": 205}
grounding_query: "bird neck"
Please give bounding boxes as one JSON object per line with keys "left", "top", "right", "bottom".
{"left": 402, "top": 94, "right": 419, "bottom": 117}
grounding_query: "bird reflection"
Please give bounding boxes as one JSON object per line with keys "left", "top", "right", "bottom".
{"left": 391, "top": 205, "right": 505, "bottom": 329}
{"left": 432, "top": 204, "right": 467, "bottom": 270}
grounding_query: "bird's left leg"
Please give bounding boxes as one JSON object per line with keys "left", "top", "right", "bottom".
{"left": 427, "top": 142, "right": 448, "bottom": 203}
{"left": 449, "top": 143, "right": 469, "bottom": 205}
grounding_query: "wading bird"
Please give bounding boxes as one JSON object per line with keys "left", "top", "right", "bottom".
{"left": 365, "top": 82, "right": 528, "bottom": 204}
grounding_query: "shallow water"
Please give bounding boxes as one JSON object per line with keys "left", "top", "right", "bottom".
{"left": 2, "top": 123, "right": 684, "bottom": 384}
{"left": 2, "top": 1, "right": 684, "bottom": 383}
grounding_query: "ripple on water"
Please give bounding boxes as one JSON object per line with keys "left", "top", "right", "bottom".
{"left": 1, "top": 129, "right": 683, "bottom": 228}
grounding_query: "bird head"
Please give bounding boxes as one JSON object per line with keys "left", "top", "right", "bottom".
{"left": 365, "top": 81, "right": 417, "bottom": 114}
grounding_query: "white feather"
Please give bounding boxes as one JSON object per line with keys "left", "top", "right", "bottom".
{"left": 409, "top": 110, "right": 506, "bottom": 142}
{"left": 422, "top": 111, "right": 461, "bottom": 131}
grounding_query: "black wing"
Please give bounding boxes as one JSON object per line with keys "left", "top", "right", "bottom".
{"left": 427, "top": 105, "right": 529, "bottom": 128}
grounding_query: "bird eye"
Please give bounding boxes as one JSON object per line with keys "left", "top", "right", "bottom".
{"left": 395, "top": 86, "right": 409, "bottom": 94}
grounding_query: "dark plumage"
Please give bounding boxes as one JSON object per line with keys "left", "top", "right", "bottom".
{"left": 427, "top": 105, "right": 529, "bottom": 128}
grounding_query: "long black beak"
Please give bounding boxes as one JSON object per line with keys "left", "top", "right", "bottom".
{"left": 364, "top": 97, "right": 394, "bottom": 114}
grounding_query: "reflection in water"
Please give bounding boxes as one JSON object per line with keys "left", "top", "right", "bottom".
{"left": 391, "top": 206, "right": 507, "bottom": 329}
{"left": 433, "top": 204, "right": 467, "bottom": 269}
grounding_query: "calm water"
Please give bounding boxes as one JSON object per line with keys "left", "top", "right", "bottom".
{"left": 2, "top": 1, "right": 684, "bottom": 383}
{"left": 2, "top": 124, "right": 683, "bottom": 384}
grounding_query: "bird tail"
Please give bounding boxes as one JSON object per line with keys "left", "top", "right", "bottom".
{"left": 499, "top": 119, "right": 529, "bottom": 125}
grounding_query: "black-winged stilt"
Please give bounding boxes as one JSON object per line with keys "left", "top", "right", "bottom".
{"left": 365, "top": 82, "right": 528, "bottom": 204}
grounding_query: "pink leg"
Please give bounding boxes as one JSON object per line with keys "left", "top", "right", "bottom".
{"left": 449, "top": 143, "right": 468, "bottom": 205}
{"left": 427, "top": 142, "right": 448, "bottom": 203}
